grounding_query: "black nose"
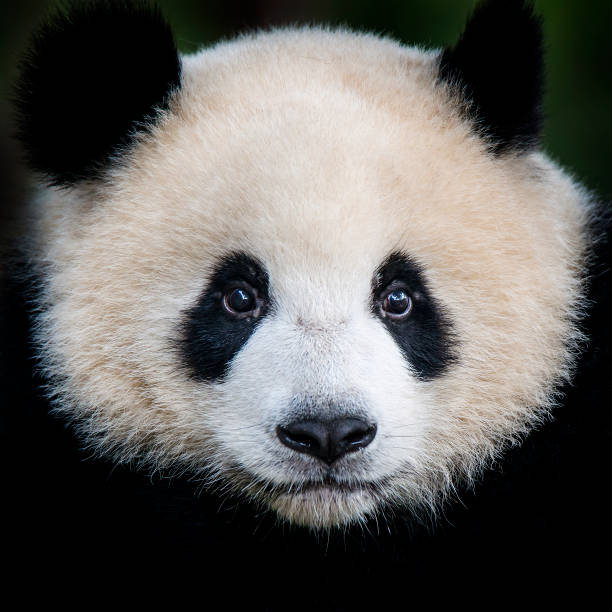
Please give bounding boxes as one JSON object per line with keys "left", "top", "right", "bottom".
{"left": 276, "top": 418, "right": 376, "bottom": 464}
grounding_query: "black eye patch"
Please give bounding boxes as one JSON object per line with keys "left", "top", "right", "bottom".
{"left": 180, "top": 252, "right": 270, "bottom": 382}
{"left": 372, "top": 252, "right": 457, "bottom": 380}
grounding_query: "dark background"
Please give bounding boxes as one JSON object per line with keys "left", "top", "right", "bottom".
{"left": 2, "top": 0, "right": 611, "bottom": 202}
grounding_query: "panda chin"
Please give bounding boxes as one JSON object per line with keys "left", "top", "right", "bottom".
{"left": 252, "top": 477, "right": 385, "bottom": 529}
{"left": 268, "top": 486, "right": 379, "bottom": 529}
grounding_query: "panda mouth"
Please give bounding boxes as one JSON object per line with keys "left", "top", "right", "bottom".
{"left": 224, "top": 462, "right": 388, "bottom": 501}
{"left": 266, "top": 475, "right": 388, "bottom": 527}
{"left": 274, "top": 476, "right": 386, "bottom": 496}
{"left": 224, "top": 466, "right": 390, "bottom": 526}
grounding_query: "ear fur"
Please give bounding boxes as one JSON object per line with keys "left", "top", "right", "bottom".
{"left": 438, "top": 0, "right": 543, "bottom": 154}
{"left": 14, "top": 1, "right": 181, "bottom": 186}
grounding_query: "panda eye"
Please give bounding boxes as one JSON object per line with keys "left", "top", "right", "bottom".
{"left": 222, "top": 285, "right": 260, "bottom": 317}
{"left": 380, "top": 286, "right": 413, "bottom": 320}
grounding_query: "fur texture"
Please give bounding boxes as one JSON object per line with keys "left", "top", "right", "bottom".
{"left": 19, "top": 17, "right": 593, "bottom": 528}
{"left": 5, "top": 1, "right": 611, "bottom": 601}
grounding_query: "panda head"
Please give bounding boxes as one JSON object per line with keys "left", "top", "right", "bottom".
{"left": 15, "top": 0, "right": 593, "bottom": 528}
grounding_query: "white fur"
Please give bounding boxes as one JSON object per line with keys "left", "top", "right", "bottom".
{"left": 27, "top": 28, "right": 593, "bottom": 528}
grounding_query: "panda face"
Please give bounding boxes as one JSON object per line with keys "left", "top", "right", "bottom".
{"left": 18, "top": 2, "right": 592, "bottom": 528}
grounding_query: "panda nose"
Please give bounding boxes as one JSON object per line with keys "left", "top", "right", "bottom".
{"left": 276, "top": 418, "right": 376, "bottom": 464}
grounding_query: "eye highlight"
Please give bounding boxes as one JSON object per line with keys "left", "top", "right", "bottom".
{"left": 380, "top": 285, "right": 413, "bottom": 320}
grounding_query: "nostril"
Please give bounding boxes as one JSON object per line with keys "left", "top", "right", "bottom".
{"left": 290, "top": 432, "right": 317, "bottom": 448}
{"left": 344, "top": 430, "right": 368, "bottom": 445}
{"left": 276, "top": 422, "right": 328, "bottom": 455}
{"left": 334, "top": 419, "right": 377, "bottom": 453}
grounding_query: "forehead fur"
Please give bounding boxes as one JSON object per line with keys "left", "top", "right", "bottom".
{"left": 30, "top": 27, "right": 591, "bottom": 515}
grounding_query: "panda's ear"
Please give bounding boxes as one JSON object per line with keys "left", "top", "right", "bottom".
{"left": 14, "top": 1, "right": 181, "bottom": 186}
{"left": 438, "top": 0, "right": 543, "bottom": 154}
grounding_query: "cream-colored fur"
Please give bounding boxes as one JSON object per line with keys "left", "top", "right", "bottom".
{"left": 27, "top": 28, "right": 593, "bottom": 528}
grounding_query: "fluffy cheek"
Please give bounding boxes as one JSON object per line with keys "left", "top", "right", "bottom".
{"left": 204, "top": 315, "right": 432, "bottom": 488}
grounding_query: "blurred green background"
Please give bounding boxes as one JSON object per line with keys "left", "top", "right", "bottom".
{"left": 1, "top": 0, "right": 611, "bottom": 199}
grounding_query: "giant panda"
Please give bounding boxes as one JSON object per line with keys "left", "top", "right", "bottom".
{"left": 2, "top": 0, "right": 610, "bottom": 600}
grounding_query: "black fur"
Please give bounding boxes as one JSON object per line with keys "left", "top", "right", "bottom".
{"left": 371, "top": 252, "right": 456, "bottom": 379}
{"left": 438, "top": 0, "right": 543, "bottom": 154}
{"left": 180, "top": 252, "right": 271, "bottom": 382}
{"left": 14, "top": 1, "right": 181, "bottom": 185}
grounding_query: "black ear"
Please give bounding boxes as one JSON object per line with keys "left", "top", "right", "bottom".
{"left": 14, "top": 1, "right": 181, "bottom": 186}
{"left": 438, "top": 0, "right": 543, "bottom": 154}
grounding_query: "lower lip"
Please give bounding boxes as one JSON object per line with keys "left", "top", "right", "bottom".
{"left": 279, "top": 479, "right": 378, "bottom": 496}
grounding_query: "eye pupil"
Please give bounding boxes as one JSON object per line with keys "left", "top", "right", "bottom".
{"left": 388, "top": 290, "right": 408, "bottom": 312}
{"left": 227, "top": 288, "right": 254, "bottom": 313}
{"left": 383, "top": 289, "right": 412, "bottom": 318}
